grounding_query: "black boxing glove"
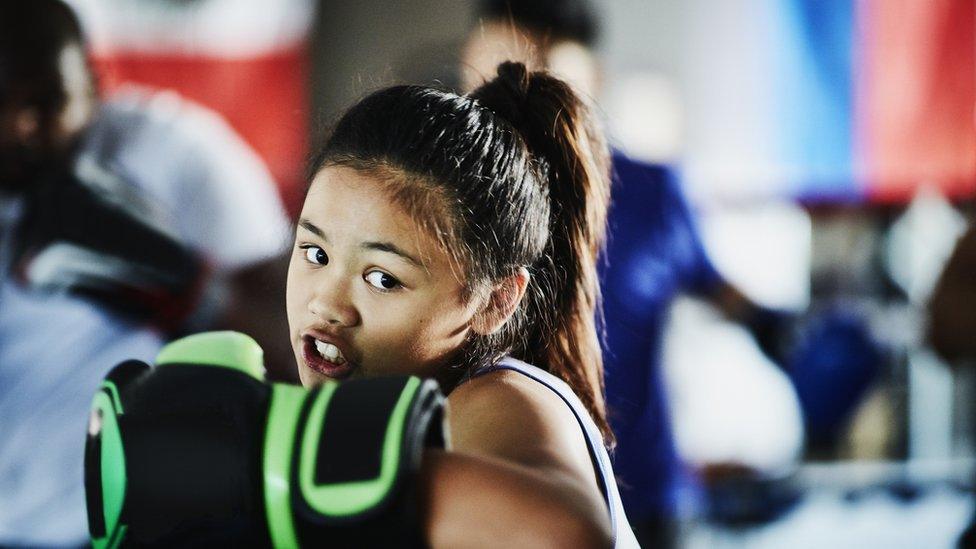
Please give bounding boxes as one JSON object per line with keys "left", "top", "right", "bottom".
{"left": 85, "top": 331, "right": 447, "bottom": 548}
{"left": 15, "top": 169, "right": 208, "bottom": 330}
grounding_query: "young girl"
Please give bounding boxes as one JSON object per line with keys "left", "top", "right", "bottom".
{"left": 286, "top": 61, "right": 638, "bottom": 548}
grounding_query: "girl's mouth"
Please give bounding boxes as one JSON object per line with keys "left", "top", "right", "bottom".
{"left": 301, "top": 336, "right": 354, "bottom": 380}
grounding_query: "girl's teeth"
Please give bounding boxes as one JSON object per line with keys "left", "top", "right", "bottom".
{"left": 314, "top": 339, "right": 346, "bottom": 364}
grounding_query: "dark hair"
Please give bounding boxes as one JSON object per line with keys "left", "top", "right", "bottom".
{"left": 0, "top": 0, "right": 86, "bottom": 113}
{"left": 308, "top": 62, "right": 613, "bottom": 443}
{"left": 476, "top": 0, "right": 600, "bottom": 47}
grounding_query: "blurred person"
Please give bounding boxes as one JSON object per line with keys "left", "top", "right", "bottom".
{"left": 65, "top": 0, "right": 314, "bottom": 214}
{"left": 928, "top": 220, "right": 976, "bottom": 548}
{"left": 0, "top": 0, "right": 291, "bottom": 544}
{"left": 462, "top": 1, "right": 801, "bottom": 545}
{"left": 929, "top": 223, "right": 976, "bottom": 364}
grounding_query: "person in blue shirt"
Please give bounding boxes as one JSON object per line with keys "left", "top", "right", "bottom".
{"left": 461, "top": 2, "right": 792, "bottom": 545}
{"left": 599, "top": 154, "right": 724, "bottom": 521}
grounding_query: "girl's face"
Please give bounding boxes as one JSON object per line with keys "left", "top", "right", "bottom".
{"left": 286, "top": 166, "right": 481, "bottom": 387}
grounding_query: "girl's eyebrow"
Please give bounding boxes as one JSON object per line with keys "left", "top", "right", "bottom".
{"left": 298, "top": 218, "right": 326, "bottom": 239}
{"left": 299, "top": 218, "right": 423, "bottom": 267}
{"left": 361, "top": 241, "right": 423, "bottom": 267}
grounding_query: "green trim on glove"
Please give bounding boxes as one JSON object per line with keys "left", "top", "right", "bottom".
{"left": 263, "top": 383, "right": 310, "bottom": 548}
{"left": 298, "top": 377, "right": 421, "bottom": 517}
{"left": 156, "top": 331, "right": 264, "bottom": 379}
{"left": 90, "top": 383, "right": 127, "bottom": 549}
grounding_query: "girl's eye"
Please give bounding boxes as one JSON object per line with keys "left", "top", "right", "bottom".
{"left": 302, "top": 245, "right": 328, "bottom": 266}
{"left": 364, "top": 270, "right": 401, "bottom": 291}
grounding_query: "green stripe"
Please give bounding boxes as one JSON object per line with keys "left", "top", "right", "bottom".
{"left": 101, "top": 381, "right": 123, "bottom": 413}
{"left": 299, "top": 377, "right": 420, "bottom": 517}
{"left": 263, "top": 383, "right": 311, "bottom": 548}
{"left": 156, "top": 331, "right": 264, "bottom": 380}
{"left": 90, "top": 391, "right": 126, "bottom": 549}
{"left": 106, "top": 524, "right": 127, "bottom": 549}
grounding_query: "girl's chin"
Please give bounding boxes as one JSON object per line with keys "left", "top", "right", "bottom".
{"left": 298, "top": 364, "right": 355, "bottom": 387}
{"left": 297, "top": 366, "right": 316, "bottom": 387}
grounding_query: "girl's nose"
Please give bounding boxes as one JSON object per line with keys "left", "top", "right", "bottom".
{"left": 307, "top": 275, "right": 360, "bottom": 327}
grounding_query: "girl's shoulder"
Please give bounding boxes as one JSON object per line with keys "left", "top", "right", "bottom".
{"left": 447, "top": 359, "right": 599, "bottom": 484}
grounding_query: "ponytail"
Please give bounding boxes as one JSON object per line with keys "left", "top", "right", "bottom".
{"left": 471, "top": 62, "right": 613, "bottom": 444}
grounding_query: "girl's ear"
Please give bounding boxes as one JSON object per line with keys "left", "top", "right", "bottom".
{"left": 471, "top": 267, "right": 530, "bottom": 335}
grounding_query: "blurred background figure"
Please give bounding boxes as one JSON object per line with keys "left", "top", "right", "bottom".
{"left": 0, "top": 0, "right": 291, "bottom": 544}
{"left": 929, "top": 222, "right": 976, "bottom": 368}
{"left": 929, "top": 220, "right": 976, "bottom": 547}
{"left": 65, "top": 0, "right": 315, "bottom": 215}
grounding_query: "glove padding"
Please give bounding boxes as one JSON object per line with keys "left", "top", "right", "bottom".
{"left": 15, "top": 170, "right": 207, "bottom": 330}
{"left": 85, "top": 331, "right": 446, "bottom": 548}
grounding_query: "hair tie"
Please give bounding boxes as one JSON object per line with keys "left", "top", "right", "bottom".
{"left": 479, "top": 61, "right": 532, "bottom": 130}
